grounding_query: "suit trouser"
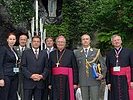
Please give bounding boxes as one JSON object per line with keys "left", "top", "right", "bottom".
{"left": 0, "top": 75, "right": 18, "bottom": 100}
{"left": 42, "top": 89, "right": 48, "bottom": 100}
{"left": 18, "top": 71, "right": 24, "bottom": 100}
{"left": 80, "top": 85, "right": 100, "bottom": 100}
{"left": 42, "top": 79, "right": 48, "bottom": 100}
{"left": 24, "top": 87, "right": 43, "bottom": 100}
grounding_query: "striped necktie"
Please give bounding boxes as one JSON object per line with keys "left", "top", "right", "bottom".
{"left": 47, "top": 48, "right": 51, "bottom": 58}
{"left": 35, "top": 49, "right": 38, "bottom": 59}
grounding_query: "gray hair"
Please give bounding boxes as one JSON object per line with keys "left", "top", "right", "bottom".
{"left": 111, "top": 34, "right": 121, "bottom": 42}
{"left": 56, "top": 35, "right": 66, "bottom": 43}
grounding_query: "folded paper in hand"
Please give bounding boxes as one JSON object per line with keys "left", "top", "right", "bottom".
{"left": 104, "top": 85, "right": 108, "bottom": 100}
{"left": 91, "top": 63, "right": 101, "bottom": 78}
{"left": 76, "top": 88, "right": 82, "bottom": 100}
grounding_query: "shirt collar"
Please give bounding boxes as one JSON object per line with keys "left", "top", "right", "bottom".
{"left": 32, "top": 48, "right": 39, "bottom": 53}
{"left": 83, "top": 46, "right": 90, "bottom": 51}
{"left": 114, "top": 47, "right": 122, "bottom": 52}
{"left": 19, "top": 45, "right": 25, "bottom": 50}
{"left": 47, "top": 47, "right": 54, "bottom": 51}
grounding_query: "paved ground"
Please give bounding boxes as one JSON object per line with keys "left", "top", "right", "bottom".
{"left": 18, "top": 81, "right": 106, "bottom": 100}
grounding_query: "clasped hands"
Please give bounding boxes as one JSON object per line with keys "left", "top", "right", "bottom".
{"left": 0, "top": 79, "right": 5, "bottom": 87}
{"left": 130, "top": 82, "right": 133, "bottom": 88}
{"left": 30, "top": 74, "right": 43, "bottom": 81}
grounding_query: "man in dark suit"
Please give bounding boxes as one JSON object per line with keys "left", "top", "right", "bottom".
{"left": 74, "top": 34, "right": 106, "bottom": 100}
{"left": 14, "top": 33, "right": 29, "bottom": 59}
{"left": 14, "top": 33, "right": 29, "bottom": 100}
{"left": 21, "top": 35, "right": 49, "bottom": 100}
{"left": 43, "top": 37, "right": 56, "bottom": 100}
{"left": 45, "top": 37, "right": 55, "bottom": 58}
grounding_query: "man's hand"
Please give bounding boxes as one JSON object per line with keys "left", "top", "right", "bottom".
{"left": 0, "top": 79, "right": 5, "bottom": 87}
{"left": 30, "top": 74, "right": 39, "bottom": 81}
{"left": 48, "top": 85, "right": 52, "bottom": 89}
{"left": 30, "top": 74, "right": 44, "bottom": 81}
{"left": 73, "top": 85, "right": 78, "bottom": 89}
{"left": 130, "top": 82, "right": 133, "bottom": 88}
{"left": 96, "top": 73, "right": 103, "bottom": 80}
{"left": 107, "top": 84, "right": 111, "bottom": 91}
{"left": 30, "top": 74, "right": 40, "bottom": 81}
{"left": 38, "top": 75, "right": 44, "bottom": 80}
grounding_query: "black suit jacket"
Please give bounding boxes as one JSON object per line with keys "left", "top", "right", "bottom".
{"left": 21, "top": 49, "right": 49, "bottom": 89}
{"left": 0, "top": 45, "right": 18, "bottom": 79}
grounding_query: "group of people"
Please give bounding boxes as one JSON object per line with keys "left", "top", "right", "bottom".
{"left": 0, "top": 31, "right": 133, "bottom": 100}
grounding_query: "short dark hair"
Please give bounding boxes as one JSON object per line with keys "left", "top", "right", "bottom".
{"left": 45, "top": 37, "right": 54, "bottom": 42}
{"left": 32, "top": 35, "right": 41, "bottom": 41}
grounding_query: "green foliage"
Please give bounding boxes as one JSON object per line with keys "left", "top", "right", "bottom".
{"left": 44, "top": 23, "right": 69, "bottom": 38}
{"left": 96, "top": 31, "right": 117, "bottom": 54}
{"left": 1, "top": 0, "right": 34, "bottom": 24}
{"left": 0, "top": 0, "right": 133, "bottom": 50}
{"left": 82, "top": 0, "right": 133, "bottom": 50}
{"left": 45, "top": 0, "right": 81, "bottom": 48}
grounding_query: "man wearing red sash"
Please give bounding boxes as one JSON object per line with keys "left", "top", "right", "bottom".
{"left": 48, "top": 35, "right": 78, "bottom": 100}
{"left": 106, "top": 34, "right": 133, "bottom": 100}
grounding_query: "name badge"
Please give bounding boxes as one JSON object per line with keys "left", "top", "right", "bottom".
{"left": 13, "top": 67, "right": 19, "bottom": 73}
{"left": 113, "top": 66, "right": 120, "bottom": 72}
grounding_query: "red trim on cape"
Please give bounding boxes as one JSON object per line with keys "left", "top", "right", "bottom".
{"left": 52, "top": 67, "right": 75, "bottom": 100}
{"left": 111, "top": 66, "right": 133, "bottom": 100}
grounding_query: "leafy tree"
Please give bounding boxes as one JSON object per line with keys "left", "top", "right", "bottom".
{"left": 1, "top": 0, "right": 33, "bottom": 25}
{"left": 0, "top": 0, "right": 133, "bottom": 50}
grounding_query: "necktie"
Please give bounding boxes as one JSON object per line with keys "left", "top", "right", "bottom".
{"left": 47, "top": 48, "right": 51, "bottom": 58}
{"left": 48, "top": 48, "right": 51, "bottom": 54}
{"left": 84, "top": 49, "right": 88, "bottom": 57}
{"left": 84, "top": 49, "right": 90, "bottom": 77}
{"left": 35, "top": 49, "right": 38, "bottom": 59}
{"left": 21, "top": 47, "right": 24, "bottom": 52}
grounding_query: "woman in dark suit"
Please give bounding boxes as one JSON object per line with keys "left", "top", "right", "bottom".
{"left": 0, "top": 32, "right": 19, "bottom": 100}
